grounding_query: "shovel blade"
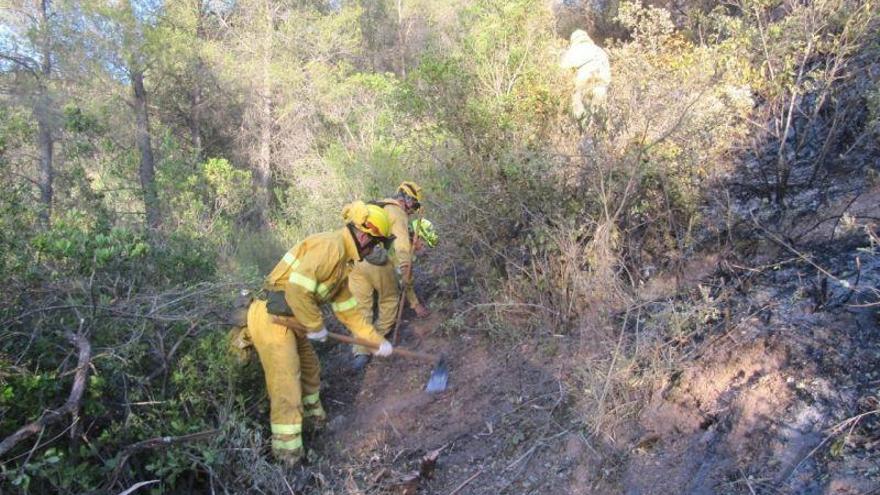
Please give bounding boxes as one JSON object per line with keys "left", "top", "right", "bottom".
{"left": 425, "top": 358, "right": 448, "bottom": 393}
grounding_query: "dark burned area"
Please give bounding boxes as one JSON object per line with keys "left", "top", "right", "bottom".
{"left": 284, "top": 182, "right": 880, "bottom": 494}
{"left": 289, "top": 100, "right": 880, "bottom": 493}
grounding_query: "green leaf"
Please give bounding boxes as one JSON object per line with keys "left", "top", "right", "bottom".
{"left": 12, "top": 473, "right": 29, "bottom": 488}
{"left": 2, "top": 385, "right": 14, "bottom": 401}
{"left": 829, "top": 436, "right": 845, "bottom": 458}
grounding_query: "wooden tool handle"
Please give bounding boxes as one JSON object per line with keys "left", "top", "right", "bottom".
{"left": 270, "top": 316, "right": 436, "bottom": 363}
{"left": 394, "top": 219, "right": 422, "bottom": 345}
{"left": 392, "top": 290, "right": 406, "bottom": 345}
{"left": 325, "top": 332, "right": 436, "bottom": 362}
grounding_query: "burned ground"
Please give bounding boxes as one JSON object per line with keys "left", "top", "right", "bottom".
{"left": 285, "top": 177, "right": 880, "bottom": 495}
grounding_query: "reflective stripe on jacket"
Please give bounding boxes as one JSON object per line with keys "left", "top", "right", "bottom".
{"left": 263, "top": 228, "right": 385, "bottom": 344}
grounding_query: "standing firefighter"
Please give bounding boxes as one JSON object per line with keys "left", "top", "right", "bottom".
{"left": 348, "top": 181, "right": 431, "bottom": 371}
{"left": 559, "top": 29, "right": 611, "bottom": 124}
{"left": 231, "top": 201, "right": 396, "bottom": 466}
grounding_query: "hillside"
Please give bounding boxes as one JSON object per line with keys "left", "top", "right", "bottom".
{"left": 1, "top": 0, "right": 878, "bottom": 493}
{"left": 297, "top": 161, "right": 880, "bottom": 495}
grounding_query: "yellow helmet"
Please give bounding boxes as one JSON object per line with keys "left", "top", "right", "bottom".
{"left": 411, "top": 218, "right": 439, "bottom": 248}
{"left": 398, "top": 181, "right": 423, "bottom": 203}
{"left": 342, "top": 201, "right": 392, "bottom": 239}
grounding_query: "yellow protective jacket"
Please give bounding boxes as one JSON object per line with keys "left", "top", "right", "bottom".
{"left": 264, "top": 228, "right": 385, "bottom": 345}
{"left": 377, "top": 198, "right": 413, "bottom": 270}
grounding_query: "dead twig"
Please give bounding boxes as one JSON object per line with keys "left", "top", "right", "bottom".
{"left": 146, "top": 321, "right": 200, "bottom": 381}
{"left": 383, "top": 409, "right": 402, "bottom": 438}
{"left": 457, "top": 302, "right": 560, "bottom": 318}
{"left": 787, "top": 408, "right": 880, "bottom": 481}
{"left": 117, "top": 480, "right": 160, "bottom": 495}
{"left": 751, "top": 212, "right": 870, "bottom": 299}
{"left": 504, "top": 445, "right": 539, "bottom": 472}
{"left": 739, "top": 468, "right": 757, "bottom": 495}
{"left": 594, "top": 309, "right": 631, "bottom": 434}
{"left": 504, "top": 429, "right": 571, "bottom": 472}
{"left": 0, "top": 325, "right": 91, "bottom": 459}
{"left": 447, "top": 468, "right": 483, "bottom": 495}
{"left": 107, "top": 429, "right": 219, "bottom": 489}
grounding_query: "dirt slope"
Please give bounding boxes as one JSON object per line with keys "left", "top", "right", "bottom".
{"left": 310, "top": 311, "right": 581, "bottom": 494}
{"left": 297, "top": 184, "right": 880, "bottom": 494}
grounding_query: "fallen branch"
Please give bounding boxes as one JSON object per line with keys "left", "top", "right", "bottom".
{"left": 117, "top": 479, "right": 160, "bottom": 495}
{"left": 787, "top": 408, "right": 880, "bottom": 481}
{"left": 107, "top": 430, "right": 219, "bottom": 488}
{"left": 739, "top": 468, "right": 757, "bottom": 495}
{"left": 146, "top": 321, "right": 199, "bottom": 381}
{"left": 503, "top": 429, "right": 570, "bottom": 473}
{"left": 456, "top": 302, "right": 561, "bottom": 318}
{"left": 594, "top": 309, "right": 631, "bottom": 434}
{"left": 750, "top": 212, "right": 874, "bottom": 303}
{"left": 447, "top": 468, "right": 483, "bottom": 495}
{"left": 0, "top": 328, "right": 91, "bottom": 459}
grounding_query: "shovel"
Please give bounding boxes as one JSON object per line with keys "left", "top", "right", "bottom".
{"left": 271, "top": 315, "right": 449, "bottom": 393}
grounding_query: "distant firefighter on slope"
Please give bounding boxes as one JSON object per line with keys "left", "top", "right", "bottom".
{"left": 560, "top": 29, "right": 611, "bottom": 124}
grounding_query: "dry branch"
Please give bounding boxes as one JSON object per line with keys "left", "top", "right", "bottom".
{"left": 447, "top": 469, "right": 483, "bottom": 495}
{"left": 108, "top": 430, "right": 219, "bottom": 488}
{"left": 0, "top": 329, "right": 91, "bottom": 459}
{"left": 117, "top": 479, "right": 160, "bottom": 495}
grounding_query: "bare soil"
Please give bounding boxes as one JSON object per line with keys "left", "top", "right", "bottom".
{"left": 296, "top": 183, "right": 880, "bottom": 494}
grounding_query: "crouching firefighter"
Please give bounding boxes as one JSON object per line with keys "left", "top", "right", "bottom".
{"left": 347, "top": 181, "right": 433, "bottom": 371}
{"left": 229, "top": 201, "right": 396, "bottom": 467}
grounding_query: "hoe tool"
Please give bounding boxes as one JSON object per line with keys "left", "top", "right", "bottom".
{"left": 271, "top": 315, "right": 448, "bottom": 393}
{"left": 391, "top": 290, "right": 406, "bottom": 345}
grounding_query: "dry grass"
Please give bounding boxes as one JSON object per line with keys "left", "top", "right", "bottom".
{"left": 563, "top": 285, "right": 726, "bottom": 439}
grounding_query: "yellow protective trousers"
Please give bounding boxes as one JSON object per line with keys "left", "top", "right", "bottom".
{"left": 348, "top": 260, "right": 398, "bottom": 355}
{"left": 244, "top": 300, "right": 325, "bottom": 463}
{"left": 377, "top": 199, "right": 422, "bottom": 310}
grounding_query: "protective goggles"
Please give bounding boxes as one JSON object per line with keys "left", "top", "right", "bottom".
{"left": 366, "top": 234, "right": 396, "bottom": 250}
{"left": 404, "top": 195, "right": 421, "bottom": 211}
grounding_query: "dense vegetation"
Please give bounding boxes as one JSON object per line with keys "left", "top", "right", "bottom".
{"left": 1, "top": 0, "right": 877, "bottom": 492}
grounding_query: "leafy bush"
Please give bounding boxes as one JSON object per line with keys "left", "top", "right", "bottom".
{"left": 2, "top": 0, "right": 878, "bottom": 491}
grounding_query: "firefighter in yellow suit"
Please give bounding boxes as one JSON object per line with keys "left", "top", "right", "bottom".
{"left": 232, "top": 201, "right": 396, "bottom": 467}
{"left": 348, "top": 181, "right": 430, "bottom": 370}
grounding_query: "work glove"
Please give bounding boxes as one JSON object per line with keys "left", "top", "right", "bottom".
{"left": 375, "top": 339, "right": 393, "bottom": 357}
{"left": 413, "top": 302, "right": 431, "bottom": 319}
{"left": 307, "top": 327, "right": 328, "bottom": 343}
{"left": 413, "top": 237, "right": 426, "bottom": 254}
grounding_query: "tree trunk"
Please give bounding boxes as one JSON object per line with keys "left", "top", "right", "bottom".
{"left": 252, "top": 0, "right": 274, "bottom": 227}
{"left": 36, "top": 93, "right": 54, "bottom": 228}
{"left": 36, "top": 0, "right": 54, "bottom": 228}
{"left": 254, "top": 84, "right": 272, "bottom": 225}
{"left": 189, "top": 6, "right": 207, "bottom": 158}
{"left": 132, "top": 68, "right": 160, "bottom": 229}
{"left": 396, "top": 0, "right": 406, "bottom": 77}
{"left": 190, "top": 79, "right": 202, "bottom": 156}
